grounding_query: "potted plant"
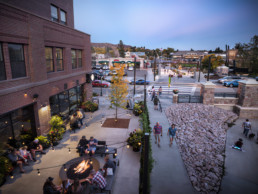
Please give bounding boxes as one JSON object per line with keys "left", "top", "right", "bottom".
{"left": 0, "top": 156, "right": 13, "bottom": 186}
{"left": 36, "top": 135, "right": 50, "bottom": 149}
{"left": 133, "top": 103, "right": 143, "bottom": 116}
{"left": 48, "top": 115, "right": 65, "bottom": 145}
{"left": 127, "top": 129, "right": 143, "bottom": 152}
{"left": 173, "top": 89, "right": 179, "bottom": 94}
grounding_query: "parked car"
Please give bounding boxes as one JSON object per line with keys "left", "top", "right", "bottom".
{"left": 96, "top": 65, "right": 101, "bottom": 70}
{"left": 223, "top": 80, "right": 240, "bottom": 87}
{"left": 102, "top": 65, "right": 109, "bottom": 70}
{"left": 130, "top": 79, "right": 150, "bottom": 85}
{"left": 92, "top": 80, "right": 110, "bottom": 87}
{"left": 128, "top": 66, "right": 134, "bottom": 71}
{"left": 103, "top": 70, "right": 110, "bottom": 76}
{"left": 109, "top": 70, "right": 117, "bottom": 76}
{"left": 218, "top": 76, "right": 241, "bottom": 83}
{"left": 256, "top": 76, "right": 258, "bottom": 81}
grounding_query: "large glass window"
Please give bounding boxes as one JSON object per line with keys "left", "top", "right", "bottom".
{"left": 56, "top": 48, "right": 63, "bottom": 71}
{"left": 69, "top": 87, "right": 77, "bottom": 113}
{"left": 51, "top": 5, "right": 58, "bottom": 22}
{"left": 60, "top": 10, "right": 66, "bottom": 25}
{"left": 45, "top": 47, "right": 54, "bottom": 73}
{"left": 71, "top": 49, "right": 77, "bottom": 69}
{"left": 78, "top": 50, "right": 82, "bottom": 68}
{"left": 49, "top": 95, "right": 60, "bottom": 116}
{"left": 0, "top": 43, "right": 6, "bottom": 81}
{"left": 59, "top": 91, "right": 70, "bottom": 117}
{"left": 8, "top": 44, "right": 26, "bottom": 79}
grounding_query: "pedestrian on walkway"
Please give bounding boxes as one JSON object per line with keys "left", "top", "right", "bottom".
{"left": 158, "top": 86, "right": 162, "bottom": 96}
{"left": 153, "top": 96, "right": 159, "bottom": 110}
{"left": 167, "top": 124, "right": 177, "bottom": 147}
{"left": 151, "top": 86, "right": 155, "bottom": 101}
{"left": 153, "top": 122, "right": 162, "bottom": 146}
{"left": 242, "top": 119, "right": 252, "bottom": 137}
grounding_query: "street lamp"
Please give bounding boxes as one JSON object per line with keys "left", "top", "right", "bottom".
{"left": 198, "top": 56, "right": 203, "bottom": 82}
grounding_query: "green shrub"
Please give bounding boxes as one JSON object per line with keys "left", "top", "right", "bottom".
{"left": 36, "top": 135, "right": 50, "bottom": 148}
{"left": 81, "top": 101, "right": 98, "bottom": 112}
{"left": 48, "top": 115, "right": 66, "bottom": 143}
{"left": 0, "top": 156, "right": 13, "bottom": 175}
{"left": 93, "top": 92, "right": 99, "bottom": 97}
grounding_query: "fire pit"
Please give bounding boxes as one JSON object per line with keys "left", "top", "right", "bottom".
{"left": 59, "top": 157, "right": 100, "bottom": 181}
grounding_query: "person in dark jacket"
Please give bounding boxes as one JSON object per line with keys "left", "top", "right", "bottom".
{"left": 77, "top": 136, "right": 88, "bottom": 156}
{"left": 43, "top": 177, "right": 61, "bottom": 194}
{"left": 153, "top": 96, "right": 159, "bottom": 110}
{"left": 70, "top": 113, "right": 79, "bottom": 133}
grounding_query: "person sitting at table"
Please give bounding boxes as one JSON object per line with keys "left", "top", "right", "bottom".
{"left": 86, "top": 136, "right": 98, "bottom": 155}
{"left": 29, "top": 139, "right": 46, "bottom": 161}
{"left": 43, "top": 177, "right": 61, "bottom": 194}
{"left": 87, "top": 169, "right": 107, "bottom": 192}
{"left": 67, "top": 178, "right": 84, "bottom": 194}
{"left": 77, "top": 136, "right": 88, "bottom": 156}
{"left": 7, "top": 148, "right": 26, "bottom": 173}
{"left": 19, "top": 146, "right": 33, "bottom": 164}
{"left": 103, "top": 155, "right": 116, "bottom": 176}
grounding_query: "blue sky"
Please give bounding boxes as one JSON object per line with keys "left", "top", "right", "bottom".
{"left": 74, "top": 0, "right": 258, "bottom": 51}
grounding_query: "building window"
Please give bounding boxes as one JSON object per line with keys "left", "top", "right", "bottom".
{"left": 8, "top": 44, "right": 26, "bottom": 79}
{"left": 51, "top": 5, "right": 58, "bottom": 22}
{"left": 0, "top": 43, "right": 6, "bottom": 81}
{"left": 45, "top": 47, "right": 54, "bottom": 73}
{"left": 78, "top": 50, "right": 82, "bottom": 68}
{"left": 56, "top": 48, "right": 63, "bottom": 71}
{"left": 71, "top": 49, "right": 77, "bottom": 69}
{"left": 60, "top": 10, "right": 66, "bottom": 25}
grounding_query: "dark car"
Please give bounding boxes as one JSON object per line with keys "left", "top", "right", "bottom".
{"left": 130, "top": 79, "right": 150, "bottom": 85}
{"left": 96, "top": 65, "right": 101, "bottom": 70}
{"left": 256, "top": 76, "right": 258, "bottom": 81}
{"left": 92, "top": 80, "right": 110, "bottom": 88}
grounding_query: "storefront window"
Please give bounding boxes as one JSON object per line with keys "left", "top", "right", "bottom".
{"left": 49, "top": 95, "right": 60, "bottom": 116}
{"left": 69, "top": 87, "right": 78, "bottom": 113}
{"left": 59, "top": 91, "right": 69, "bottom": 117}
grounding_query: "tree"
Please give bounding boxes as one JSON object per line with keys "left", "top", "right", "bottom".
{"left": 235, "top": 35, "right": 258, "bottom": 75}
{"left": 201, "top": 54, "right": 224, "bottom": 71}
{"left": 118, "top": 40, "right": 125, "bottom": 58}
{"left": 214, "top": 47, "right": 223, "bottom": 53}
{"left": 109, "top": 63, "right": 128, "bottom": 120}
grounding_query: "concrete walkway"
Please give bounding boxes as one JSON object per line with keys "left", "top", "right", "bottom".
{"left": 220, "top": 119, "right": 258, "bottom": 194}
{"left": 148, "top": 97, "right": 196, "bottom": 194}
{"left": 0, "top": 96, "right": 140, "bottom": 194}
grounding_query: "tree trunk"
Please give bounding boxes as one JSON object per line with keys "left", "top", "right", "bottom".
{"left": 115, "top": 106, "right": 118, "bottom": 120}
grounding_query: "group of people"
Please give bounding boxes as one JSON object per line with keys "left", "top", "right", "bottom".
{"left": 7, "top": 139, "right": 46, "bottom": 173}
{"left": 43, "top": 155, "right": 116, "bottom": 194}
{"left": 77, "top": 136, "right": 98, "bottom": 156}
{"left": 153, "top": 122, "right": 177, "bottom": 147}
{"left": 70, "top": 109, "right": 84, "bottom": 133}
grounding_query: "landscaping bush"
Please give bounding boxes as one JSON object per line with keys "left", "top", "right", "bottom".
{"left": 81, "top": 101, "right": 98, "bottom": 112}
{"left": 20, "top": 128, "right": 34, "bottom": 145}
{"left": 133, "top": 101, "right": 145, "bottom": 116}
{"left": 48, "top": 115, "right": 66, "bottom": 144}
{"left": 36, "top": 135, "right": 50, "bottom": 149}
{"left": 127, "top": 129, "right": 144, "bottom": 152}
{"left": 93, "top": 92, "right": 99, "bottom": 97}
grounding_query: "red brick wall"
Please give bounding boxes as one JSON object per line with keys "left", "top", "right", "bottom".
{"left": 0, "top": 0, "right": 74, "bottom": 28}
{"left": 0, "top": 2, "right": 92, "bottom": 134}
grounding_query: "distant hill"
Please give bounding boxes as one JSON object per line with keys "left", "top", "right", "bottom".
{"left": 91, "top": 42, "right": 131, "bottom": 57}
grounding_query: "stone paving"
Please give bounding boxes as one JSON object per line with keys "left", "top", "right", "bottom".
{"left": 0, "top": 96, "right": 140, "bottom": 194}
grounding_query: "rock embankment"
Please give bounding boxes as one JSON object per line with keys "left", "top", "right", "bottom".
{"left": 165, "top": 104, "right": 238, "bottom": 193}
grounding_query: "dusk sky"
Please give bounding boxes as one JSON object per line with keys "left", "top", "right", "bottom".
{"left": 74, "top": 0, "right": 258, "bottom": 51}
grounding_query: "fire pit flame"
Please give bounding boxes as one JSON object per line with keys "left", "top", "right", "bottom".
{"left": 74, "top": 160, "right": 90, "bottom": 174}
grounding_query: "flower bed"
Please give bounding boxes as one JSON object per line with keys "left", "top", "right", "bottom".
{"left": 81, "top": 101, "right": 98, "bottom": 112}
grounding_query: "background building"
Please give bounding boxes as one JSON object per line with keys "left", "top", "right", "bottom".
{"left": 0, "top": 0, "right": 92, "bottom": 148}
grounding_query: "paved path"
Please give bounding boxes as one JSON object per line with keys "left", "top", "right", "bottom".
{"left": 220, "top": 119, "right": 258, "bottom": 194}
{"left": 148, "top": 98, "right": 196, "bottom": 194}
{"left": 0, "top": 97, "right": 140, "bottom": 194}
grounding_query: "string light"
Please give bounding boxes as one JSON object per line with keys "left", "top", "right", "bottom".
{"left": 68, "top": 148, "right": 71, "bottom": 154}
{"left": 105, "top": 146, "right": 109, "bottom": 153}
{"left": 22, "top": 142, "right": 25, "bottom": 145}
{"left": 37, "top": 169, "right": 40, "bottom": 176}
{"left": 10, "top": 175, "right": 14, "bottom": 179}
{"left": 63, "top": 164, "right": 67, "bottom": 172}
{"left": 127, "top": 144, "right": 130, "bottom": 149}
{"left": 24, "top": 92, "right": 27, "bottom": 97}
{"left": 52, "top": 145, "right": 55, "bottom": 152}
{"left": 89, "top": 158, "right": 93, "bottom": 165}
{"left": 138, "top": 142, "right": 141, "bottom": 146}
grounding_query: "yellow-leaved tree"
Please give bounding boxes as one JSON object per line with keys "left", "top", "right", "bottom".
{"left": 109, "top": 63, "right": 128, "bottom": 120}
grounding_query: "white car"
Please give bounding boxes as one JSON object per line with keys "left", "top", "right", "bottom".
{"left": 128, "top": 66, "right": 134, "bottom": 71}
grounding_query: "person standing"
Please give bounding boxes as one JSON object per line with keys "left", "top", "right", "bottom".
{"left": 153, "top": 122, "right": 162, "bottom": 147}
{"left": 76, "top": 109, "right": 83, "bottom": 126}
{"left": 153, "top": 96, "right": 159, "bottom": 110}
{"left": 158, "top": 86, "right": 162, "bottom": 96}
{"left": 151, "top": 86, "right": 155, "bottom": 101}
{"left": 167, "top": 124, "right": 177, "bottom": 147}
{"left": 242, "top": 119, "right": 251, "bottom": 137}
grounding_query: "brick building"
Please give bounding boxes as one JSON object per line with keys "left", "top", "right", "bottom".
{"left": 0, "top": 0, "right": 92, "bottom": 148}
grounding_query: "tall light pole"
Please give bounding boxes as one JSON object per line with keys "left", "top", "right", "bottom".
{"left": 198, "top": 56, "right": 203, "bottom": 82}
{"left": 133, "top": 57, "right": 136, "bottom": 95}
{"left": 207, "top": 56, "right": 211, "bottom": 81}
{"left": 153, "top": 50, "right": 157, "bottom": 81}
